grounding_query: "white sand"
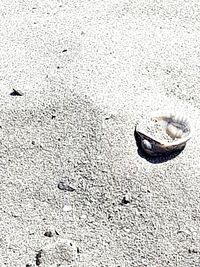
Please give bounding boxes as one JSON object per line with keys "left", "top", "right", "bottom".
{"left": 0, "top": 1, "right": 200, "bottom": 266}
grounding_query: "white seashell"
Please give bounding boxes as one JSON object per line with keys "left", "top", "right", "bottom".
{"left": 135, "top": 112, "right": 192, "bottom": 156}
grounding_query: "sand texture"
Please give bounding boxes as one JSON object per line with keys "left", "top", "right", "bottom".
{"left": 0, "top": 1, "right": 200, "bottom": 266}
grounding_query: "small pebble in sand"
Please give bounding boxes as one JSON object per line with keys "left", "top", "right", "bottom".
{"left": 44, "top": 231, "right": 53, "bottom": 237}
{"left": 121, "top": 193, "right": 131, "bottom": 204}
{"left": 188, "top": 248, "right": 198, "bottom": 254}
{"left": 10, "top": 89, "right": 24, "bottom": 96}
{"left": 58, "top": 181, "right": 75, "bottom": 192}
{"left": 35, "top": 250, "right": 42, "bottom": 266}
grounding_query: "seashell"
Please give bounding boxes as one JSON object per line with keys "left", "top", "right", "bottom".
{"left": 135, "top": 113, "right": 192, "bottom": 156}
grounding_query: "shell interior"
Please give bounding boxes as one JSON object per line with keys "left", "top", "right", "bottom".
{"left": 154, "top": 114, "right": 191, "bottom": 140}
{"left": 135, "top": 113, "right": 192, "bottom": 156}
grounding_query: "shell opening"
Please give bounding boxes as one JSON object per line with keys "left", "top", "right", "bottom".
{"left": 152, "top": 114, "right": 190, "bottom": 141}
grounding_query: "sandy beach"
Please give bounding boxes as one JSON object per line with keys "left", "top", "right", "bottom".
{"left": 0, "top": 1, "right": 200, "bottom": 266}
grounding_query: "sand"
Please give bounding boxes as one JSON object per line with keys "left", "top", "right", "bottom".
{"left": 0, "top": 0, "right": 200, "bottom": 266}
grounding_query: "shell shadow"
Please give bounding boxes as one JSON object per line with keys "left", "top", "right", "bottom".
{"left": 134, "top": 129, "right": 185, "bottom": 164}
